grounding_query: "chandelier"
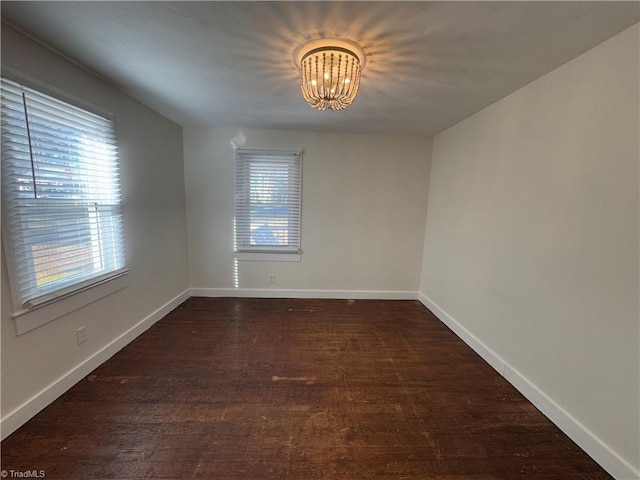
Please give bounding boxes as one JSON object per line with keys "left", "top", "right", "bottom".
{"left": 295, "top": 39, "right": 365, "bottom": 111}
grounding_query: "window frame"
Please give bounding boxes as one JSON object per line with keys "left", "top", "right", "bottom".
{"left": 1, "top": 72, "right": 128, "bottom": 333}
{"left": 234, "top": 148, "right": 302, "bottom": 261}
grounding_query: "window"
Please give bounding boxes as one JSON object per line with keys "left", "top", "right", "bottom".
{"left": 234, "top": 149, "right": 302, "bottom": 256}
{"left": 1, "top": 78, "right": 126, "bottom": 312}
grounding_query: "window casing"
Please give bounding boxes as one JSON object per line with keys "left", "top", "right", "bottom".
{"left": 234, "top": 149, "right": 302, "bottom": 255}
{"left": 1, "top": 78, "right": 126, "bottom": 312}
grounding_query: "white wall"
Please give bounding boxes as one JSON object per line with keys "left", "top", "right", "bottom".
{"left": 1, "top": 26, "right": 190, "bottom": 435}
{"left": 184, "top": 128, "right": 431, "bottom": 296}
{"left": 420, "top": 24, "right": 639, "bottom": 478}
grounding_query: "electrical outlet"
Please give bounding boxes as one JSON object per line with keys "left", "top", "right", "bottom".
{"left": 76, "top": 326, "right": 87, "bottom": 345}
{"left": 269, "top": 273, "right": 276, "bottom": 284}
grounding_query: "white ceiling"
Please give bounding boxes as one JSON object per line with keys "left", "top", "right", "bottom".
{"left": 2, "top": 1, "right": 638, "bottom": 136}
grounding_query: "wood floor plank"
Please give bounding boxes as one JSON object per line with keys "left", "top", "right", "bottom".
{"left": 1, "top": 298, "right": 613, "bottom": 479}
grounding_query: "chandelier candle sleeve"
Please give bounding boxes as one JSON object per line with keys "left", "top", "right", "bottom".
{"left": 297, "top": 40, "right": 365, "bottom": 111}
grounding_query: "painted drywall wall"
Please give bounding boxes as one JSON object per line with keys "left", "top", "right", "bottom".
{"left": 184, "top": 128, "right": 431, "bottom": 295}
{"left": 1, "top": 26, "right": 190, "bottom": 429}
{"left": 420, "top": 23, "right": 639, "bottom": 476}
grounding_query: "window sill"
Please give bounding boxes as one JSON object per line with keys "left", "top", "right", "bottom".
{"left": 12, "top": 270, "right": 129, "bottom": 336}
{"left": 235, "top": 252, "right": 301, "bottom": 262}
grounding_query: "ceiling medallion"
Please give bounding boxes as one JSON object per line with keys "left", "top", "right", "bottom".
{"left": 295, "top": 39, "right": 366, "bottom": 111}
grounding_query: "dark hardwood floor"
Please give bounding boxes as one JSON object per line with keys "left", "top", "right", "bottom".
{"left": 1, "top": 297, "right": 612, "bottom": 479}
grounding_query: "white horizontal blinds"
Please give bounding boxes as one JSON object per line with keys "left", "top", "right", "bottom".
{"left": 1, "top": 78, "right": 125, "bottom": 306}
{"left": 235, "top": 149, "right": 301, "bottom": 252}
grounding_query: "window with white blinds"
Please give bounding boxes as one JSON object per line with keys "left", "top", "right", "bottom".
{"left": 234, "top": 149, "right": 302, "bottom": 254}
{"left": 1, "top": 78, "right": 126, "bottom": 309}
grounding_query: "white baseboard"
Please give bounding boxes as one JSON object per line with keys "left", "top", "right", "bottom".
{"left": 418, "top": 292, "right": 639, "bottom": 480}
{"left": 191, "top": 287, "right": 419, "bottom": 300}
{"left": 0, "top": 288, "right": 191, "bottom": 441}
